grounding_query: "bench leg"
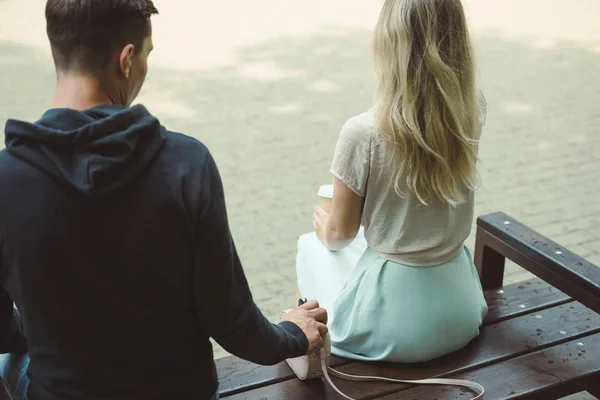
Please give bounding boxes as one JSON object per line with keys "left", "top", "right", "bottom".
{"left": 474, "top": 228, "right": 506, "bottom": 290}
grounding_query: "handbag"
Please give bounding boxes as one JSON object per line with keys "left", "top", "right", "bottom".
{"left": 283, "top": 310, "right": 484, "bottom": 400}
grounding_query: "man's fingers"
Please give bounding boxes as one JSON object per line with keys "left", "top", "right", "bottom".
{"left": 309, "top": 335, "right": 324, "bottom": 354}
{"left": 310, "top": 307, "right": 328, "bottom": 324}
{"left": 317, "top": 322, "right": 329, "bottom": 337}
{"left": 300, "top": 300, "right": 319, "bottom": 310}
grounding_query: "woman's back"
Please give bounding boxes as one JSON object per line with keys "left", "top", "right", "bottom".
{"left": 331, "top": 101, "right": 486, "bottom": 266}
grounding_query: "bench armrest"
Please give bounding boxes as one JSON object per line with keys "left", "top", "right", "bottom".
{"left": 474, "top": 212, "right": 600, "bottom": 314}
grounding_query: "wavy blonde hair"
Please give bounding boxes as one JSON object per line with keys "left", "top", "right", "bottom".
{"left": 373, "top": 0, "right": 480, "bottom": 206}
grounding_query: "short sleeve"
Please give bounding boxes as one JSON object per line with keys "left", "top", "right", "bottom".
{"left": 330, "top": 118, "right": 371, "bottom": 197}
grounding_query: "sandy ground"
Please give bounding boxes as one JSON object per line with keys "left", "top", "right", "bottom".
{"left": 1, "top": 0, "right": 599, "bottom": 398}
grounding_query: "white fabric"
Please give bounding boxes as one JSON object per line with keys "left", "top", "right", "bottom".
{"left": 296, "top": 229, "right": 367, "bottom": 320}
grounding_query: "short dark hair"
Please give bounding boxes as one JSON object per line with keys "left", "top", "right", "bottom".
{"left": 45, "top": 0, "right": 159, "bottom": 72}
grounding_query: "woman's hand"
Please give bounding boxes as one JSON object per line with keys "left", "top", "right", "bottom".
{"left": 313, "top": 206, "right": 330, "bottom": 246}
{"left": 313, "top": 178, "right": 363, "bottom": 251}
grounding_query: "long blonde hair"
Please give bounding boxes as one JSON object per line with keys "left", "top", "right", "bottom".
{"left": 373, "top": 0, "right": 480, "bottom": 206}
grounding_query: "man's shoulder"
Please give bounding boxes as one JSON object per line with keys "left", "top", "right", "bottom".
{"left": 164, "top": 130, "right": 209, "bottom": 155}
{"left": 161, "top": 129, "right": 212, "bottom": 168}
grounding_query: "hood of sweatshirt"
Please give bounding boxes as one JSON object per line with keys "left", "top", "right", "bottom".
{"left": 4, "top": 104, "right": 166, "bottom": 196}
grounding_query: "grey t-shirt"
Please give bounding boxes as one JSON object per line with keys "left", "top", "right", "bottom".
{"left": 330, "top": 98, "right": 487, "bottom": 267}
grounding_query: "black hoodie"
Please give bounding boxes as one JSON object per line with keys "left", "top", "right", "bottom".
{"left": 0, "top": 105, "right": 307, "bottom": 400}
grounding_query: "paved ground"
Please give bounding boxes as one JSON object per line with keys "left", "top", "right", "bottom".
{"left": 1, "top": 0, "right": 599, "bottom": 397}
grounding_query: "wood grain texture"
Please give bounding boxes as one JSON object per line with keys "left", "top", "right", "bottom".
{"left": 223, "top": 302, "right": 600, "bottom": 399}
{"left": 217, "top": 278, "right": 570, "bottom": 397}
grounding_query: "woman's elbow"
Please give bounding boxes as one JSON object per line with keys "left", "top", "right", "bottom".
{"left": 325, "top": 229, "right": 357, "bottom": 251}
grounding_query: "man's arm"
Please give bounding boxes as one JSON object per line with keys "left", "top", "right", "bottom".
{"left": 0, "top": 283, "right": 26, "bottom": 355}
{"left": 193, "top": 152, "right": 320, "bottom": 365}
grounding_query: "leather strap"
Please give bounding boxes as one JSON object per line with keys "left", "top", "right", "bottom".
{"left": 319, "top": 353, "right": 484, "bottom": 400}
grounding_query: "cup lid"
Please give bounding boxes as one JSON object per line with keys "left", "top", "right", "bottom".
{"left": 317, "top": 184, "right": 334, "bottom": 198}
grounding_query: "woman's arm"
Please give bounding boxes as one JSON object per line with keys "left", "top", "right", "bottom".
{"left": 314, "top": 177, "right": 363, "bottom": 251}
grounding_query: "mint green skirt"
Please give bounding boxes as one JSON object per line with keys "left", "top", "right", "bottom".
{"left": 296, "top": 233, "right": 488, "bottom": 363}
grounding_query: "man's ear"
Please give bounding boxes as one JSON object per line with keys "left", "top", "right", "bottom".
{"left": 119, "top": 44, "right": 135, "bottom": 78}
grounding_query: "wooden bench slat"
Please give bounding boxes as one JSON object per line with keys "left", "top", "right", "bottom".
{"left": 217, "top": 278, "right": 568, "bottom": 397}
{"left": 222, "top": 302, "right": 600, "bottom": 399}
{"left": 483, "top": 278, "right": 570, "bottom": 325}
{"left": 384, "top": 333, "right": 600, "bottom": 399}
{"left": 216, "top": 278, "right": 567, "bottom": 396}
{"left": 215, "top": 355, "right": 352, "bottom": 397}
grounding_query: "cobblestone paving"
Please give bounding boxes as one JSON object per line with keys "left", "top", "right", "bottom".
{"left": 1, "top": 1, "right": 599, "bottom": 397}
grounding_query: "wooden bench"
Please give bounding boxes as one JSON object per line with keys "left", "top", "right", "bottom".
{"left": 216, "top": 212, "right": 600, "bottom": 399}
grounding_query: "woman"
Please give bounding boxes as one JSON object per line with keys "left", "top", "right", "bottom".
{"left": 296, "top": 0, "right": 488, "bottom": 363}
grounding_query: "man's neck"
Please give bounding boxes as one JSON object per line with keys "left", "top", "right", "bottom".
{"left": 51, "top": 72, "right": 117, "bottom": 111}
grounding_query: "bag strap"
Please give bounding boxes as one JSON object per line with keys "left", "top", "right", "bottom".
{"left": 319, "top": 352, "right": 484, "bottom": 400}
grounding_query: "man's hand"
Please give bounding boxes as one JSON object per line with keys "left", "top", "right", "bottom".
{"left": 282, "top": 300, "right": 328, "bottom": 354}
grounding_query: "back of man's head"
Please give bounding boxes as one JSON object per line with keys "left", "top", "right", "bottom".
{"left": 46, "top": 0, "right": 159, "bottom": 74}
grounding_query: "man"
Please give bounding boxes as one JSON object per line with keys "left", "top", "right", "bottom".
{"left": 0, "top": 1, "right": 328, "bottom": 399}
